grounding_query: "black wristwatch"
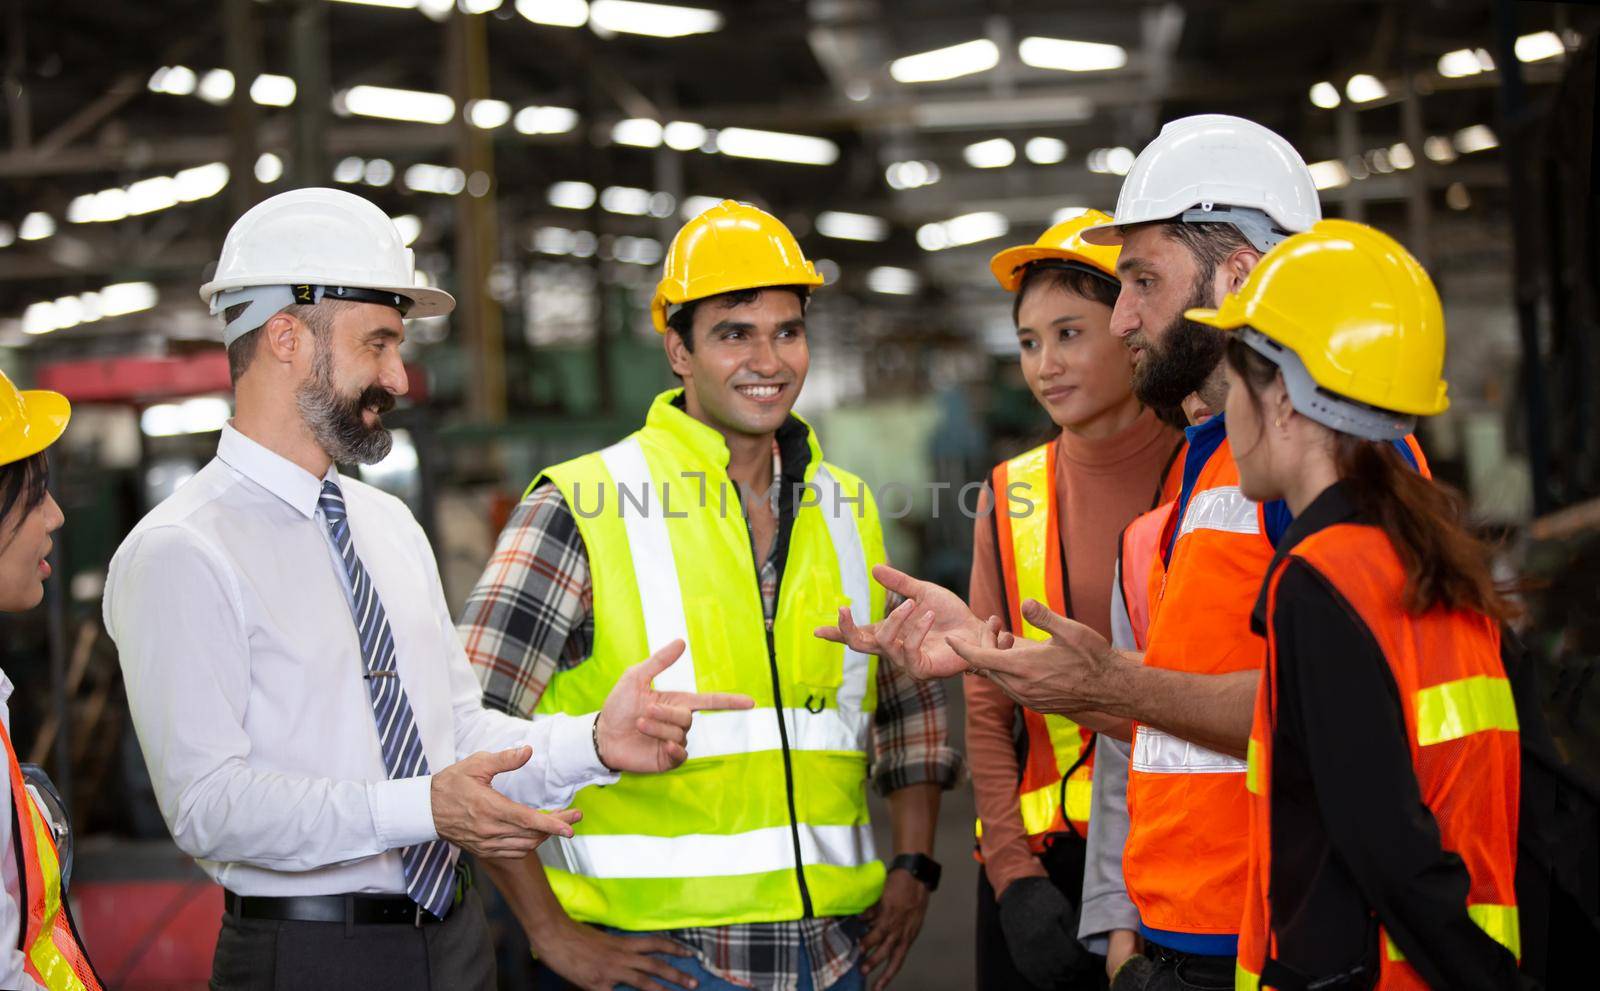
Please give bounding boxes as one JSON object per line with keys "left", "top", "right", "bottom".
{"left": 889, "top": 853, "right": 942, "bottom": 892}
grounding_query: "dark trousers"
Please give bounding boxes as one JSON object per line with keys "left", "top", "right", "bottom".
{"left": 976, "top": 833, "right": 1108, "bottom": 991}
{"left": 210, "top": 886, "right": 496, "bottom": 991}
{"left": 1109, "top": 944, "right": 1234, "bottom": 991}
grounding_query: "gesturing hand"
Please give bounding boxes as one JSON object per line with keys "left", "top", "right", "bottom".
{"left": 814, "top": 564, "right": 985, "bottom": 680}
{"left": 431, "top": 747, "right": 584, "bottom": 859}
{"left": 596, "top": 639, "right": 755, "bottom": 773}
{"left": 946, "top": 599, "right": 1123, "bottom": 716}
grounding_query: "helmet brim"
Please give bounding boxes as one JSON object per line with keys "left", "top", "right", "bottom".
{"left": 199, "top": 277, "right": 456, "bottom": 319}
{"left": 0, "top": 389, "right": 71, "bottom": 468}
{"left": 989, "top": 246, "right": 1116, "bottom": 292}
{"left": 1078, "top": 220, "right": 1124, "bottom": 246}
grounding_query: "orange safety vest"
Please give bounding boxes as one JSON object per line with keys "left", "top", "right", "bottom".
{"left": 1, "top": 721, "right": 101, "bottom": 991}
{"left": 1124, "top": 434, "right": 1431, "bottom": 938}
{"left": 1116, "top": 501, "right": 1174, "bottom": 652}
{"left": 977, "top": 441, "right": 1095, "bottom": 847}
{"left": 1238, "top": 523, "right": 1519, "bottom": 989}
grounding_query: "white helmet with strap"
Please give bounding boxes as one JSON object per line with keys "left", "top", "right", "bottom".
{"left": 1080, "top": 114, "right": 1321, "bottom": 253}
{"left": 199, "top": 187, "right": 455, "bottom": 346}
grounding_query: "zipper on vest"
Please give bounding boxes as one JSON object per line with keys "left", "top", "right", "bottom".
{"left": 741, "top": 486, "right": 814, "bottom": 918}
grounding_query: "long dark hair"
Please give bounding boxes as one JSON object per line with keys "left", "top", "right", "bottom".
{"left": 1225, "top": 337, "right": 1515, "bottom": 621}
{"left": 0, "top": 451, "right": 50, "bottom": 543}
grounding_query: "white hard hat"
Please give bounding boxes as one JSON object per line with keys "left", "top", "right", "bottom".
{"left": 199, "top": 187, "right": 455, "bottom": 345}
{"left": 1081, "top": 115, "right": 1321, "bottom": 252}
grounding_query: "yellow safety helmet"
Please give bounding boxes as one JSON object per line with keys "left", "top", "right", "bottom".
{"left": 988, "top": 209, "right": 1121, "bottom": 292}
{"left": 0, "top": 369, "right": 69, "bottom": 468}
{"left": 650, "top": 200, "right": 824, "bottom": 334}
{"left": 1186, "top": 218, "right": 1447, "bottom": 441}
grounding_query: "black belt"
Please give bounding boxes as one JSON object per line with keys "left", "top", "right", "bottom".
{"left": 225, "top": 861, "right": 472, "bottom": 927}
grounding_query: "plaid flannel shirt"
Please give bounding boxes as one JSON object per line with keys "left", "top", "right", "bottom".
{"left": 459, "top": 451, "right": 960, "bottom": 991}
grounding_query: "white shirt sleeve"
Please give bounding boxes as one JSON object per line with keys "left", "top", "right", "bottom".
{"left": 410, "top": 515, "right": 619, "bottom": 808}
{"left": 108, "top": 525, "right": 439, "bottom": 871}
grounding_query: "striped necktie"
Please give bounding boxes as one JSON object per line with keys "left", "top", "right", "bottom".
{"left": 319, "top": 480, "right": 456, "bottom": 919}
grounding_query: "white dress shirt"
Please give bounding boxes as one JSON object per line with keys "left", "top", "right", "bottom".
{"left": 0, "top": 670, "right": 45, "bottom": 991}
{"left": 104, "top": 423, "right": 616, "bottom": 897}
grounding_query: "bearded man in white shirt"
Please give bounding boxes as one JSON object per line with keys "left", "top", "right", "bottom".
{"left": 104, "top": 187, "right": 750, "bottom": 991}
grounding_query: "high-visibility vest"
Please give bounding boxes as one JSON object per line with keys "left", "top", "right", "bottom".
{"left": 976, "top": 442, "right": 1095, "bottom": 846}
{"left": 2, "top": 721, "right": 101, "bottom": 990}
{"left": 1124, "top": 434, "right": 1430, "bottom": 938}
{"left": 1113, "top": 501, "right": 1175, "bottom": 652}
{"left": 531, "top": 390, "right": 889, "bottom": 930}
{"left": 1237, "top": 523, "right": 1519, "bottom": 989}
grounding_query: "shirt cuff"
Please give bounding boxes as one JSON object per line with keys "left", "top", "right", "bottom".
{"left": 1077, "top": 889, "right": 1143, "bottom": 949}
{"left": 369, "top": 775, "right": 438, "bottom": 851}
{"left": 543, "top": 712, "right": 620, "bottom": 794}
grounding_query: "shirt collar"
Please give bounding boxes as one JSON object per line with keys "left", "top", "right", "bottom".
{"left": 217, "top": 422, "right": 340, "bottom": 519}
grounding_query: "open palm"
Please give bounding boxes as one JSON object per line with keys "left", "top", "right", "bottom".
{"left": 815, "top": 564, "right": 985, "bottom": 680}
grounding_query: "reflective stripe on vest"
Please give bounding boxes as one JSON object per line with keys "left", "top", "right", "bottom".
{"left": 1239, "top": 522, "right": 1518, "bottom": 988}
{"left": 531, "top": 392, "right": 888, "bottom": 930}
{"left": 3, "top": 722, "right": 101, "bottom": 990}
{"left": 978, "top": 442, "right": 1094, "bottom": 848}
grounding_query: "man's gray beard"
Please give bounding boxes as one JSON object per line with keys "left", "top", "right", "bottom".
{"left": 295, "top": 341, "right": 394, "bottom": 465}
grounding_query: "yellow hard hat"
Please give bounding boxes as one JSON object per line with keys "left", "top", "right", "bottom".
{"left": 988, "top": 209, "right": 1121, "bottom": 292}
{"left": 650, "top": 200, "right": 824, "bottom": 334}
{"left": 1186, "top": 218, "right": 1449, "bottom": 420}
{"left": 0, "top": 369, "right": 69, "bottom": 468}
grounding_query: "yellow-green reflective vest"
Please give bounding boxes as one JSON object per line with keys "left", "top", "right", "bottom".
{"left": 532, "top": 390, "right": 890, "bottom": 930}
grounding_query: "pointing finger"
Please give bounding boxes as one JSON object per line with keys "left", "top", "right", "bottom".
{"left": 636, "top": 639, "right": 688, "bottom": 682}
{"left": 660, "top": 691, "right": 755, "bottom": 712}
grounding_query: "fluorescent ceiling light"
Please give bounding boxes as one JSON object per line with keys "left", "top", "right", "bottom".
{"left": 1017, "top": 36, "right": 1127, "bottom": 72}
{"left": 459, "top": 0, "right": 504, "bottom": 12}
{"left": 917, "top": 211, "right": 1007, "bottom": 251}
{"left": 22, "top": 280, "right": 158, "bottom": 336}
{"left": 517, "top": 0, "right": 589, "bottom": 26}
{"left": 866, "top": 266, "right": 919, "bottom": 295}
{"left": 1024, "top": 137, "right": 1067, "bottom": 164}
{"left": 1437, "top": 48, "right": 1495, "bottom": 78}
{"left": 1453, "top": 124, "right": 1498, "bottom": 154}
{"left": 1308, "top": 81, "right": 1341, "bottom": 109}
{"left": 613, "top": 235, "right": 663, "bottom": 265}
{"left": 890, "top": 39, "right": 999, "bottom": 84}
{"left": 175, "top": 162, "right": 230, "bottom": 201}
{"left": 1344, "top": 73, "right": 1387, "bottom": 103}
{"left": 254, "top": 153, "right": 284, "bottom": 183}
{"left": 198, "top": 69, "right": 236, "bottom": 105}
{"left": 329, "top": 0, "right": 420, "bottom": 8}
{"left": 1050, "top": 206, "right": 1089, "bottom": 225}
{"left": 1308, "top": 160, "right": 1350, "bottom": 190}
{"left": 1086, "top": 147, "right": 1135, "bottom": 175}
{"left": 663, "top": 120, "right": 707, "bottom": 151}
{"left": 715, "top": 127, "right": 838, "bottom": 166}
{"left": 364, "top": 158, "right": 395, "bottom": 186}
{"left": 392, "top": 214, "right": 422, "bottom": 246}
{"left": 404, "top": 164, "right": 466, "bottom": 194}
{"left": 251, "top": 74, "right": 297, "bottom": 106}
{"left": 141, "top": 397, "right": 231, "bottom": 438}
{"left": 341, "top": 85, "right": 455, "bottom": 124}
{"left": 0, "top": 224, "right": 14, "bottom": 249}
{"left": 612, "top": 118, "right": 664, "bottom": 148}
{"left": 1423, "top": 135, "right": 1458, "bottom": 163}
{"left": 964, "top": 137, "right": 1015, "bottom": 169}
{"left": 147, "top": 66, "right": 197, "bottom": 96}
{"left": 600, "top": 185, "right": 652, "bottom": 215}
{"left": 1515, "top": 30, "right": 1564, "bottom": 63}
{"left": 533, "top": 226, "right": 579, "bottom": 254}
{"left": 588, "top": 1, "right": 722, "bottom": 38}
{"left": 1388, "top": 142, "right": 1415, "bottom": 170}
{"left": 816, "top": 211, "right": 889, "bottom": 242}
{"left": 334, "top": 156, "right": 366, "bottom": 183}
{"left": 885, "top": 160, "right": 939, "bottom": 190}
{"left": 549, "top": 181, "right": 598, "bottom": 209}
{"left": 467, "top": 99, "right": 511, "bottom": 129}
{"left": 515, "top": 105, "right": 578, "bottom": 134}
{"left": 680, "top": 195, "right": 724, "bottom": 220}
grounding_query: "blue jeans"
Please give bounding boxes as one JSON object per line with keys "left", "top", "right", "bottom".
{"left": 602, "top": 928, "right": 866, "bottom": 991}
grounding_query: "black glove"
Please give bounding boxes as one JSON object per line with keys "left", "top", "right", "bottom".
{"left": 998, "top": 876, "right": 1094, "bottom": 989}
{"left": 1109, "top": 953, "right": 1156, "bottom": 991}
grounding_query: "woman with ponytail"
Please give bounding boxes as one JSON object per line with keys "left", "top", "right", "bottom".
{"left": 1184, "top": 220, "right": 1523, "bottom": 990}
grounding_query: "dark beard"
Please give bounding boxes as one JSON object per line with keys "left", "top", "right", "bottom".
{"left": 1131, "top": 277, "right": 1228, "bottom": 410}
{"left": 295, "top": 337, "right": 396, "bottom": 465}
